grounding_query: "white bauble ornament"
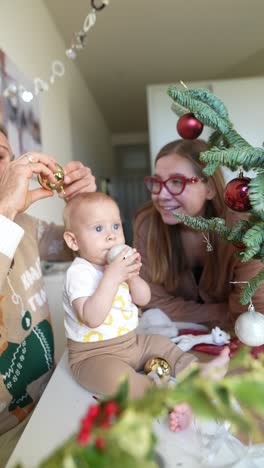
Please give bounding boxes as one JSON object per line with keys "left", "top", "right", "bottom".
{"left": 235, "top": 303, "right": 264, "bottom": 346}
{"left": 106, "top": 244, "right": 133, "bottom": 264}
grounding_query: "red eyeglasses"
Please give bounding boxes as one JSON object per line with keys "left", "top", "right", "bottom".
{"left": 144, "top": 175, "right": 205, "bottom": 196}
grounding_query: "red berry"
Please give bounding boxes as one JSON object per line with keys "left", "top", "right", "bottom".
{"left": 104, "top": 401, "right": 119, "bottom": 417}
{"left": 77, "top": 429, "right": 91, "bottom": 446}
{"left": 81, "top": 417, "right": 92, "bottom": 432}
{"left": 95, "top": 436, "right": 105, "bottom": 451}
{"left": 99, "top": 417, "right": 110, "bottom": 428}
{"left": 87, "top": 404, "right": 101, "bottom": 420}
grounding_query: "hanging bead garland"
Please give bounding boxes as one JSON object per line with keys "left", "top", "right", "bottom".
{"left": 3, "top": 1, "right": 110, "bottom": 103}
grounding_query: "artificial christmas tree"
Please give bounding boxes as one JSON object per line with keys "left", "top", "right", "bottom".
{"left": 168, "top": 85, "right": 264, "bottom": 345}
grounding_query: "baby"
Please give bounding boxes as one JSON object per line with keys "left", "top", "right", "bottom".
{"left": 63, "top": 192, "right": 230, "bottom": 431}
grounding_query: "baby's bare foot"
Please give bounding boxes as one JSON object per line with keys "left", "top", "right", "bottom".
{"left": 169, "top": 402, "right": 192, "bottom": 432}
{"left": 201, "top": 346, "right": 230, "bottom": 380}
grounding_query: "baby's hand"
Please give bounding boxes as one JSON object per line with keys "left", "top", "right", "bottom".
{"left": 105, "top": 247, "right": 141, "bottom": 284}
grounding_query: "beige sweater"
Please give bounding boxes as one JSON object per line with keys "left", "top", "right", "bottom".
{"left": 0, "top": 213, "right": 71, "bottom": 435}
{"left": 134, "top": 212, "right": 264, "bottom": 328}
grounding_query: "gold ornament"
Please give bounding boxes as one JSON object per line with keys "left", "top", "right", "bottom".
{"left": 144, "top": 357, "right": 171, "bottom": 382}
{"left": 38, "top": 163, "right": 65, "bottom": 193}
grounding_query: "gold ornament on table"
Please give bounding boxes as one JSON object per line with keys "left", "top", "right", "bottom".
{"left": 144, "top": 357, "right": 171, "bottom": 383}
{"left": 38, "top": 163, "right": 65, "bottom": 193}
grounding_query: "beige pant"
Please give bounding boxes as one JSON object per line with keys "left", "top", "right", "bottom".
{"left": 68, "top": 331, "right": 197, "bottom": 399}
{"left": 0, "top": 415, "right": 30, "bottom": 467}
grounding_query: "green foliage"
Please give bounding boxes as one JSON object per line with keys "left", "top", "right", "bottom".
{"left": 173, "top": 214, "right": 231, "bottom": 240}
{"left": 200, "top": 147, "right": 264, "bottom": 175}
{"left": 171, "top": 101, "right": 188, "bottom": 118}
{"left": 249, "top": 174, "right": 264, "bottom": 212}
{"left": 227, "top": 220, "right": 250, "bottom": 243}
{"left": 207, "top": 130, "right": 230, "bottom": 150}
{"left": 168, "top": 84, "right": 264, "bottom": 305}
{"left": 240, "top": 269, "right": 264, "bottom": 304}
{"left": 167, "top": 86, "right": 249, "bottom": 147}
{"left": 25, "top": 350, "right": 264, "bottom": 467}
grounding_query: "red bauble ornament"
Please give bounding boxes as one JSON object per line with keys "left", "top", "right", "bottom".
{"left": 177, "top": 113, "right": 204, "bottom": 139}
{"left": 224, "top": 176, "right": 251, "bottom": 212}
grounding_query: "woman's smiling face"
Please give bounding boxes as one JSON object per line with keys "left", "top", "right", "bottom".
{"left": 152, "top": 153, "right": 214, "bottom": 225}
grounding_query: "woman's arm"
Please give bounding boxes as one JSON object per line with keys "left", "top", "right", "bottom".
{"left": 0, "top": 215, "right": 24, "bottom": 291}
{"left": 145, "top": 280, "right": 228, "bottom": 325}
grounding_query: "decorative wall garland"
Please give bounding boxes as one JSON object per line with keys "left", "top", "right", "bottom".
{"left": 3, "top": 0, "right": 109, "bottom": 103}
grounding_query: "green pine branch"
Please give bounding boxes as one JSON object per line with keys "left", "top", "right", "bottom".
{"left": 188, "top": 88, "right": 229, "bottom": 119}
{"left": 239, "top": 245, "right": 261, "bottom": 262}
{"left": 249, "top": 174, "right": 264, "bottom": 212}
{"left": 171, "top": 101, "right": 188, "bottom": 117}
{"left": 173, "top": 213, "right": 231, "bottom": 239}
{"left": 242, "top": 223, "right": 264, "bottom": 248}
{"left": 207, "top": 131, "right": 230, "bottom": 150}
{"left": 240, "top": 269, "right": 264, "bottom": 304}
{"left": 167, "top": 84, "right": 264, "bottom": 305}
{"left": 200, "top": 146, "right": 264, "bottom": 175}
{"left": 167, "top": 86, "right": 250, "bottom": 147}
{"left": 227, "top": 220, "right": 250, "bottom": 243}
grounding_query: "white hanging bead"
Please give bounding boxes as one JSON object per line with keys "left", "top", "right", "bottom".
{"left": 34, "top": 78, "right": 49, "bottom": 96}
{"left": 66, "top": 48, "right": 77, "bottom": 60}
{"left": 83, "top": 11, "right": 96, "bottom": 33}
{"left": 50, "top": 60, "right": 65, "bottom": 84}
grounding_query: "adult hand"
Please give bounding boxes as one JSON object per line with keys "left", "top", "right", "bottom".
{"left": 0, "top": 152, "right": 58, "bottom": 220}
{"left": 59, "top": 161, "right": 96, "bottom": 201}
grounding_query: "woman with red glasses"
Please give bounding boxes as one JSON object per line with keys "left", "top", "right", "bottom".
{"left": 134, "top": 139, "right": 264, "bottom": 328}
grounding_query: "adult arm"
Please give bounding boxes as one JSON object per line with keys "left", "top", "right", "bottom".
{"left": 0, "top": 215, "right": 24, "bottom": 291}
{"left": 142, "top": 277, "right": 227, "bottom": 325}
{"left": 0, "top": 152, "right": 58, "bottom": 220}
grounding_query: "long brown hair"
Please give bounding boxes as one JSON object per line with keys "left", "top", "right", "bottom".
{"left": 134, "top": 139, "right": 226, "bottom": 291}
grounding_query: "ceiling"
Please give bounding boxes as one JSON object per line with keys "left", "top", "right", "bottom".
{"left": 44, "top": 0, "right": 264, "bottom": 134}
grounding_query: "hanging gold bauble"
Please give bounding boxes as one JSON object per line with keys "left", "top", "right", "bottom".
{"left": 38, "top": 163, "right": 65, "bottom": 193}
{"left": 144, "top": 357, "right": 171, "bottom": 382}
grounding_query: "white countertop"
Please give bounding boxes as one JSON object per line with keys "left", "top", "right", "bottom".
{"left": 7, "top": 350, "right": 264, "bottom": 468}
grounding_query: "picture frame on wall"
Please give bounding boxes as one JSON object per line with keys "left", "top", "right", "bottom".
{"left": 0, "top": 48, "right": 42, "bottom": 158}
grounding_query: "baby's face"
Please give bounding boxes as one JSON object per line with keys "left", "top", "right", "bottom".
{"left": 72, "top": 199, "right": 125, "bottom": 266}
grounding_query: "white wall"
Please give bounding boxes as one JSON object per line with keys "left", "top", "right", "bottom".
{"left": 147, "top": 81, "right": 213, "bottom": 169}
{"left": 147, "top": 77, "right": 264, "bottom": 180}
{"left": 0, "top": 0, "right": 113, "bottom": 223}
